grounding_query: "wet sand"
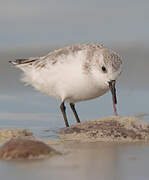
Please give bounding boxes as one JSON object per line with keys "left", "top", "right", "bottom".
{"left": 60, "top": 116, "right": 149, "bottom": 142}
{"left": 0, "top": 116, "right": 149, "bottom": 162}
{"left": 0, "top": 116, "right": 149, "bottom": 145}
{"left": 0, "top": 118, "right": 148, "bottom": 180}
{"left": 0, "top": 140, "right": 149, "bottom": 180}
{"left": 0, "top": 138, "right": 58, "bottom": 160}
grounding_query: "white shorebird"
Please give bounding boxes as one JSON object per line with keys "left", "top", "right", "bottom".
{"left": 9, "top": 43, "right": 122, "bottom": 127}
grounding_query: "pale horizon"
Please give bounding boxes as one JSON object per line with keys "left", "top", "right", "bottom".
{"left": 1, "top": 0, "right": 149, "bottom": 50}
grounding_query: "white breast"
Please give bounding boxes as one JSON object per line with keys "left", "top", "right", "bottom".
{"left": 22, "top": 51, "right": 108, "bottom": 103}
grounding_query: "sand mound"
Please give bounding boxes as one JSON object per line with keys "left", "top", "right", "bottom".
{"left": 60, "top": 116, "right": 149, "bottom": 142}
{"left": 0, "top": 129, "right": 35, "bottom": 144}
{"left": 0, "top": 138, "right": 58, "bottom": 160}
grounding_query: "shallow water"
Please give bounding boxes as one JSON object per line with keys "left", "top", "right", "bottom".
{"left": 0, "top": 43, "right": 149, "bottom": 179}
{"left": 0, "top": 142, "right": 149, "bottom": 180}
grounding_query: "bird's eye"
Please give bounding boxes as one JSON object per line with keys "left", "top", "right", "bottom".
{"left": 102, "top": 66, "right": 107, "bottom": 73}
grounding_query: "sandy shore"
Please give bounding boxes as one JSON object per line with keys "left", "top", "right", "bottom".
{"left": 0, "top": 116, "right": 149, "bottom": 160}
{"left": 59, "top": 116, "right": 149, "bottom": 142}
{"left": 0, "top": 116, "right": 149, "bottom": 145}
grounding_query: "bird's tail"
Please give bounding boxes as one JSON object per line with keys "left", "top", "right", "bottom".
{"left": 9, "top": 58, "right": 38, "bottom": 66}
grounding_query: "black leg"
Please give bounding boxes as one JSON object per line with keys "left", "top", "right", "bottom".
{"left": 60, "top": 102, "right": 69, "bottom": 127}
{"left": 70, "top": 103, "right": 81, "bottom": 123}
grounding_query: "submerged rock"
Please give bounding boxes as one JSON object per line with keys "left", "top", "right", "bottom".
{"left": 0, "top": 138, "right": 58, "bottom": 160}
{"left": 60, "top": 116, "right": 149, "bottom": 142}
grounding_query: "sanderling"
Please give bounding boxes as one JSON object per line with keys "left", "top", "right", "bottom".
{"left": 9, "top": 43, "right": 122, "bottom": 127}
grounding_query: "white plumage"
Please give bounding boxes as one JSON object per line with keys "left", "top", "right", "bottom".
{"left": 10, "top": 43, "right": 122, "bottom": 127}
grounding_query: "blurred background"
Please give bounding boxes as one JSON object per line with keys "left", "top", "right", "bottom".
{"left": 1, "top": 0, "right": 149, "bottom": 49}
{"left": 0, "top": 0, "right": 149, "bottom": 137}
{"left": 0, "top": 2, "right": 149, "bottom": 179}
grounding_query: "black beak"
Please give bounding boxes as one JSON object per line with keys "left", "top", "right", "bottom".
{"left": 109, "top": 80, "right": 117, "bottom": 104}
